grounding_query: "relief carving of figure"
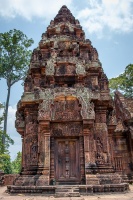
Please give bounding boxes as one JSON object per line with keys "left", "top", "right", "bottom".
{"left": 81, "top": 100, "right": 95, "bottom": 120}
{"left": 96, "top": 153, "right": 105, "bottom": 165}
{"left": 31, "top": 49, "right": 42, "bottom": 62}
{"left": 72, "top": 42, "right": 79, "bottom": 56}
{"left": 51, "top": 48, "right": 58, "bottom": 58}
{"left": 96, "top": 138, "right": 103, "bottom": 153}
{"left": 26, "top": 121, "right": 38, "bottom": 135}
{"left": 34, "top": 77, "right": 40, "bottom": 87}
{"left": 15, "top": 111, "right": 24, "bottom": 128}
{"left": 25, "top": 114, "right": 32, "bottom": 123}
{"left": 24, "top": 75, "right": 32, "bottom": 92}
{"left": 58, "top": 41, "right": 66, "bottom": 50}
{"left": 84, "top": 77, "right": 92, "bottom": 89}
{"left": 52, "top": 99, "right": 81, "bottom": 121}
{"left": 54, "top": 40, "right": 59, "bottom": 49}
{"left": 92, "top": 48, "right": 98, "bottom": 61}
{"left": 76, "top": 62, "right": 85, "bottom": 75}
{"left": 88, "top": 102, "right": 95, "bottom": 118}
{"left": 31, "top": 50, "right": 37, "bottom": 61}
{"left": 38, "top": 100, "right": 51, "bottom": 120}
{"left": 30, "top": 140, "right": 38, "bottom": 164}
{"left": 95, "top": 138, "right": 105, "bottom": 165}
{"left": 40, "top": 78, "right": 46, "bottom": 88}
{"left": 38, "top": 50, "right": 42, "bottom": 60}
{"left": 99, "top": 73, "right": 109, "bottom": 90}
{"left": 34, "top": 88, "right": 40, "bottom": 99}
{"left": 46, "top": 58, "right": 55, "bottom": 75}
{"left": 66, "top": 64, "right": 76, "bottom": 75}
{"left": 62, "top": 26, "right": 70, "bottom": 34}
{"left": 108, "top": 110, "right": 117, "bottom": 125}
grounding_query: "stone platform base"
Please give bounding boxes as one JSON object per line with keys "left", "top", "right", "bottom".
{"left": 7, "top": 183, "right": 129, "bottom": 196}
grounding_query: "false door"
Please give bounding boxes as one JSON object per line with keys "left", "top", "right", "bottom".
{"left": 55, "top": 139, "right": 80, "bottom": 183}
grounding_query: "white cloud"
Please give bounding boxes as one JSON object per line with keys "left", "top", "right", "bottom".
{"left": 0, "top": 0, "right": 72, "bottom": 21}
{"left": 7, "top": 105, "right": 22, "bottom": 160}
{"left": 77, "top": 0, "right": 133, "bottom": 35}
{"left": 0, "top": 0, "right": 132, "bottom": 36}
{"left": 7, "top": 105, "right": 16, "bottom": 135}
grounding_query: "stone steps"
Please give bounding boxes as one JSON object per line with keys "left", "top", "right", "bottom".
{"left": 55, "top": 186, "right": 80, "bottom": 197}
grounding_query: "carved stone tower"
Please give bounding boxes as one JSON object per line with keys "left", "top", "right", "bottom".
{"left": 8, "top": 5, "right": 130, "bottom": 194}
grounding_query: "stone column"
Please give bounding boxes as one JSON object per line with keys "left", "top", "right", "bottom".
{"left": 21, "top": 108, "right": 38, "bottom": 175}
{"left": 83, "top": 121, "right": 91, "bottom": 167}
{"left": 37, "top": 121, "right": 50, "bottom": 185}
{"left": 95, "top": 108, "right": 113, "bottom": 171}
{"left": 83, "top": 120, "right": 98, "bottom": 184}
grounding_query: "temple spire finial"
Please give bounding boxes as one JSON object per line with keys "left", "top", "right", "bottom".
{"left": 54, "top": 5, "right": 76, "bottom": 24}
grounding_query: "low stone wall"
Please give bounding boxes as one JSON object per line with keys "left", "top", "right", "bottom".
{"left": 7, "top": 183, "right": 129, "bottom": 195}
{"left": 0, "top": 170, "right": 4, "bottom": 186}
{"left": 4, "top": 174, "right": 19, "bottom": 186}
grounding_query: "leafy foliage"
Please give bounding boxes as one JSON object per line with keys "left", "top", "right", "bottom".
{"left": 0, "top": 29, "right": 34, "bottom": 86}
{"left": 0, "top": 154, "right": 12, "bottom": 174}
{"left": 0, "top": 104, "right": 14, "bottom": 174}
{"left": 11, "top": 152, "right": 22, "bottom": 174}
{"left": 0, "top": 131, "right": 14, "bottom": 153}
{"left": 109, "top": 64, "right": 133, "bottom": 98}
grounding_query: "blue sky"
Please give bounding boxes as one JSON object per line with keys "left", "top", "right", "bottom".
{"left": 0, "top": 0, "right": 133, "bottom": 160}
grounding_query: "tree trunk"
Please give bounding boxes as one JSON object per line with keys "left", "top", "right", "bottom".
{"left": 2, "top": 85, "right": 11, "bottom": 146}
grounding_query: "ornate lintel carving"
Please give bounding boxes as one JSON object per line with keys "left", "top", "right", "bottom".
{"left": 38, "top": 88, "right": 96, "bottom": 121}
{"left": 51, "top": 122, "right": 82, "bottom": 136}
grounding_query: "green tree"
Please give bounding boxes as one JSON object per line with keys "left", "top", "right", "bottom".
{"left": 11, "top": 151, "right": 22, "bottom": 174}
{"left": 0, "top": 103, "right": 4, "bottom": 125}
{"left": 109, "top": 64, "right": 133, "bottom": 98}
{"left": 0, "top": 103, "right": 14, "bottom": 174}
{"left": 0, "top": 154, "right": 12, "bottom": 174}
{"left": 0, "top": 29, "right": 34, "bottom": 145}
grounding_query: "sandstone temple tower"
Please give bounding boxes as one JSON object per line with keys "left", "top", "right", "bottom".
{"left": 8, "top": 6, "right": 132, "bottom": 194}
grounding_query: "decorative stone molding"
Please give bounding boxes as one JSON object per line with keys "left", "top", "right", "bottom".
{"left": 21, "top": 92, "right": 35, "bottom": 102}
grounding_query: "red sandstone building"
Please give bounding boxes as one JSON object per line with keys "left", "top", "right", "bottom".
{"left": 8, "top": 6, "right": 133, "bottom": 195}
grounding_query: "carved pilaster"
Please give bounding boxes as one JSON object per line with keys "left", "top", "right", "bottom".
{"left": 37, "top": 121, "right": 50, "bottom": 185}
{"left": 21, "top": 108, "right": 38, "bottom": 175}
{"left": 83, "top": 120, "right": 96, "bottom": 183}
{"left": 21, "top": 137, "right": 25, "bottom": 170}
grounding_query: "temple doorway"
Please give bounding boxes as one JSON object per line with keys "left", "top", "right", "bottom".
{"left": 55, "top": 138, "right": 80, "bottom": 184}
{"left": 49, "top": 96, "right": 85, "bottom": 185}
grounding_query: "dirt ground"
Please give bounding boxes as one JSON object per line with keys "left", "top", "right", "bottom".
{"left": 0, "top": 185, "right": 133, "bottom": 200}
